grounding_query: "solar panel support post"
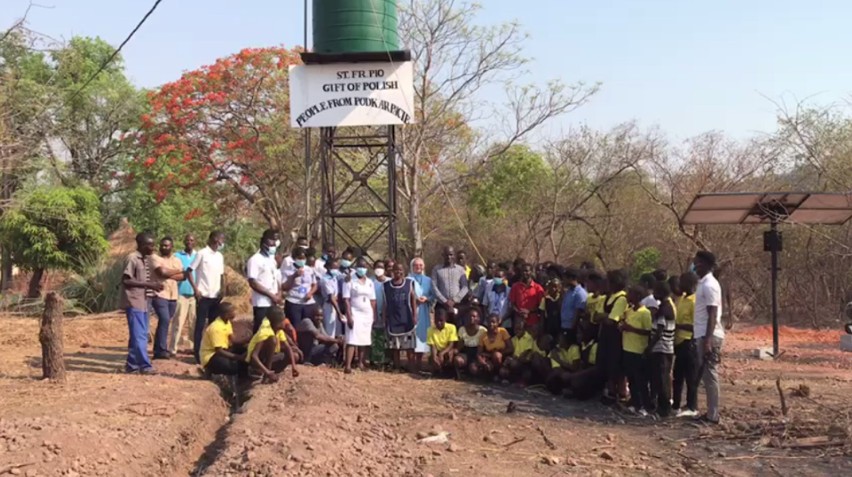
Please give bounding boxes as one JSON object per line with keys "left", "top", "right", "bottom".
{"left": 767, "top": 219, "right": 781, "bottom": 356}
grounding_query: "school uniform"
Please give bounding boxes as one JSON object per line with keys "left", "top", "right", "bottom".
{"left": 649, "top": 297, "right": 677, "bottom": 417}
{"left": 622, "top": 306, "right": 653, "bottom": 411}
{"left": 597, "top": 291, "right": 628, "bottom": 381}
{"left": 673, "top": 293, "right": 698, "bottom": 412}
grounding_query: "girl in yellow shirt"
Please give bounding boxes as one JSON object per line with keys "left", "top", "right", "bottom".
{"left": 672, "top": 272, "right": 699, "bottom": 416}
{"left": 470, "top": 313, "right": 514, "bottom": 380}
{"left": 619, "top": 287, "right": 652, "bottom": 416}
{"left": 499, "top": 320, "right": 543, "bottom": 385}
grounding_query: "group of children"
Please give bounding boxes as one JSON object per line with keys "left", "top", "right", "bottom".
{"left": 185, "top": 230, "right": 715, "bottom": 421}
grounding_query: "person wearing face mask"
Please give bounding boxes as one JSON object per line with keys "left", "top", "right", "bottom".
{"left": 282, "top": 248, "right": 318, "bottom": 325}
{"left": 319, "top": 257, "right": 344, "bottom": 337}
{"left": 314, "top": 242, "right": 336, "bottom": 276}
{"left": 187, "top": 231, "right": 226, "bottom": 364}
{"left": 409, "top": 257, "right": 434, "bottom": 372}
{"left": 370, "top": 260, "right": 390, "bottom": 367}
{"left": 247, "top": 229, "right": 284, "bottom": 334}
{"left": 484, "top": 268, "right": 511, "bottom": 329}
{"left": 342, "top": 257, "right": 377, "bottom": 373}
{"left": 279, "top": 235, "right": 310, "bottom": 274}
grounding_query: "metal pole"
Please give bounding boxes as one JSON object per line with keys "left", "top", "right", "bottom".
{"left": 770, "top": 220, "right": 780, "bottom": 356}
{"left": 303, "top": 0, "right": 311, "bottom": 237}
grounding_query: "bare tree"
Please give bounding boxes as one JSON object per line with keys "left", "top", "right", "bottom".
{"left": 397, "top": 0, "right": 598, "bottom": 256}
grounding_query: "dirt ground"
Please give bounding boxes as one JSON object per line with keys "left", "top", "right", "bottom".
{"left": 1, "top": 314, "right": 850, "bottom": 477}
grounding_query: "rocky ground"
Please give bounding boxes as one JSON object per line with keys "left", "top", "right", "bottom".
{"left": 1, "top": 314, "right": 850, "bottom": 476}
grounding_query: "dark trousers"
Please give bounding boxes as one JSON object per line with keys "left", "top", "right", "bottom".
{"left": 673, "top": 340, "right": 698, "bottom": 411}
{"left": 205, "top": 352, "right": 246, "bottom": 376}
{"left": 622, "top": 351, "right": 650, "bottom": 411}
{"left": 649, "top": 352, "right": 674, "bottom": 416}
{"left": 284, "top": 301, "right": 314, "bottom": 324}
{"left": 252, "top": 306, "right": 271, "bottom": 334}
{"left": 193, "top": 297, "right": 221, "bottom": 364}
{"left": 306, "top": 343, "right": 339, "bottom": 366}
{"left": 151, "top": 297, "right": 176, "bottom": 358}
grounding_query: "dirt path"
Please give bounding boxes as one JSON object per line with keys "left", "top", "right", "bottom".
{"left": 1, "top": 316, "right": 850, "bottom": 477}
{"left": 0, "top": 314, "right": 228, "bottom": 477}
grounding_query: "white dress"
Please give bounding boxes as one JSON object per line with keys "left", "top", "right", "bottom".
{"left": 344, "top": 277, "right": 376, "bottom": 346}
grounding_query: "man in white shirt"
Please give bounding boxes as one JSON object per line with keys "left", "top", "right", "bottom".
{"left": 692, "top": 250, "right": 724, "bottom": 424}
{"left": 188, "top": 231, "right": 226, "bottom": 364}
{"left": 247, "top": 229, "right": 283, "bottom": 333}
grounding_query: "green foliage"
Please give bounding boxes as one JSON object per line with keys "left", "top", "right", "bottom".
{"left": 630, "top": 247, "right": 661, "bottom": 284}
{"left": 63, "top": 256, "right": 125, "bottom": 313}
{"left": 469, "top": 144, "right": 551, "bottom": 218}
{"left": 0, "top": 186, "right": 108, "bottom": 273}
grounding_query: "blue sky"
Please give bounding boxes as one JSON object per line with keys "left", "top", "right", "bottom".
{"left": 3, "top": 0, "right": 851, "bottom": 140}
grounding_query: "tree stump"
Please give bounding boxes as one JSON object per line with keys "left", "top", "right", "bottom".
{"left": 38, "top": 292, "right": 66, "bottom": 383}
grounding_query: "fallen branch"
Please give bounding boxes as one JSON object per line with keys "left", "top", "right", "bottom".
{"left": 0, "top": 462, "right": 34, "bottom": 474}
{"left": 775, "top": 376, "right": 788, "bottom": 416}
{"left": 504, "top": 437, "right": 526, "bottom": 448}
{"left": 536, "top": 425, "right": 557, "bottom": 450}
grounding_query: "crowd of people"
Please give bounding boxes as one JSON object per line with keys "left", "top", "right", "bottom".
{"left": 119, "top": 228, "right": 725, "bottom": 423}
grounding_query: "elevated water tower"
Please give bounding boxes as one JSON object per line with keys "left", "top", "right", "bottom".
{"left": 291, "top": 0, "right": 413, "bottom": 259}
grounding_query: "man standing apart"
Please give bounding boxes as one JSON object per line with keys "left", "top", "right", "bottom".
{"left": 120, "top": 232, "right": 163, "bottom": 374}
{"left": 692, "top": 250, "right": 724, "bottom": 424}
{"left": 188, "top": 231, "right": 226, "bottom": 364}
{"left": 431, "top": 246, "right": 469, "bottom": 325}
{"left": 247, "top": 229, "right": 283, "bottom": 333}
{"left": 170, "top": 234, "right": 197, "bottom": 355}
{"left": 151, "top": 237, "right": 185, "bottom": 359}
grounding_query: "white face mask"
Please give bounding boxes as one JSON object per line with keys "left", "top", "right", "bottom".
{"left": 374, "top": 268, "right": 385, "bottom": 278}
{"left": 274, "top": 239, "right": 281, "bottom": 248}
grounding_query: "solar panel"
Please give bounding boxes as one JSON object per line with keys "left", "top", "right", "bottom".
{"left": 682, "top": 192, "right": 852, "bottom": 225}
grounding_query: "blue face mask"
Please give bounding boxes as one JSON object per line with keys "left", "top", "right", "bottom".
{"left": 330, "top": 269, "right": 341, "bottom": 278}
{"left": 340, "top": 259, "right": 352, "bottom": 269}
{"left": 294, "top": 260, "right": 306, "bottom": 268}
{"left": 263, "top": 245, "right": 277, "bottom": 257}
{"left": 322, "top": 254, "right": 329, "bottom": 262}
{"left": 355, "top": 267, "right": 368, "bottom": 278}
{"left": 218, "top": 243, "right": 225, "bottom": 252}
{"left": 492, "top": 278, "right": 504, "bottom": 287}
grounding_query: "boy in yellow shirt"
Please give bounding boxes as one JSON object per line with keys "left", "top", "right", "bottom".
{"left": 619, "top": 286, "right": 653, "bottom": 416}
{"left": 673, "top": 272, "right": 699, "bottom": 417}
{"left": 499, "top": 320, "right": 543, "bottom": 384}
{"left": 246, "top": 307, "right": 300, "bottom": 383}
{"left": 199, "top": 302, "right": 246, "bottom": 376}
{"left": 427, "top": 308, "right": 458, "bottom": 374}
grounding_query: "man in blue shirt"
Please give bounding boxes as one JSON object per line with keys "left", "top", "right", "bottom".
{"left": 169, "top": 234, "right": 197, "bottom": 355}
{"left": 560, "top": 267, "right": 588, "bottom": 345}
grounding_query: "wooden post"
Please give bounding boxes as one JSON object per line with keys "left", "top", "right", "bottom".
{"left": 38, "top": 292, "right": 66, "bottom": 383}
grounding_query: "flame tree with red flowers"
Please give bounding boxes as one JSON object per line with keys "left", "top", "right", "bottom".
{"left": 135, "top": 47, "right": 310, "bottom": 235}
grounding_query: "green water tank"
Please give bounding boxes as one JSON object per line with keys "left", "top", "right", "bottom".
{"left": 313, "top": 0, "right": 399, "bottom": 54}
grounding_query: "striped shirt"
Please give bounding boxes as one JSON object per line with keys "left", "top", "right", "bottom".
{"left": 651, "top": 297, "right": 677, "bottom": 354}
{"left": 430, "top": 264, "right": 469, "bottom": 304}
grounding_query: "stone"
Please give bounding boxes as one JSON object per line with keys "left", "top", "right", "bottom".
{"left": 751, "top": 348, "right": 774, "bottom": 360}
{"left": 599, "top": 451, "right": 615, "bottom": 461}
{"left": 447, "top": 443, "right": 459, "bottom": 453}
{"left": 840, "top": 334, "right": 852, "bottom": 352}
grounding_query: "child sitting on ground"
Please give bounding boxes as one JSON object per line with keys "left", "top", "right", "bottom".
{"left": 500, "top": 320, "right": 543, "bottom": 385}
{"left": 427, "top": 307, "right": 458, "bottom": 374}
{"left": 545, "top": 332, "right": 581, "bottom": 394}
{"left": 246, "top": 307, "right": 300, "bottom": 383}
{"left": 561, "top": 320, "right": 605, "bottom": 399}
{"left": 454, "top": 308, "right": 486, "bottom": 378}
{"left": 199, "top": 302, "right": 246, "bottom": 376}
{"left": 471, "top": 313, "right": 514, "bottom": 381}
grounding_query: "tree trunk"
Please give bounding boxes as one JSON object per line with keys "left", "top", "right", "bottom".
{"left": 0, "top": 246, "right": 11, "bottom": 291}
{"left": 409, "top": 175, "right": 423, "bottom": 257}
{"left": 39, "top": 292, "right": 66, "bottom": 383}
{"left": 27, "top": 267, "right": 44, "bottom": 299}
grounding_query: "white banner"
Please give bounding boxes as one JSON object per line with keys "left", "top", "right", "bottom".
{"left": 289, "top": 61, "right": 415, "bottom": 128}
